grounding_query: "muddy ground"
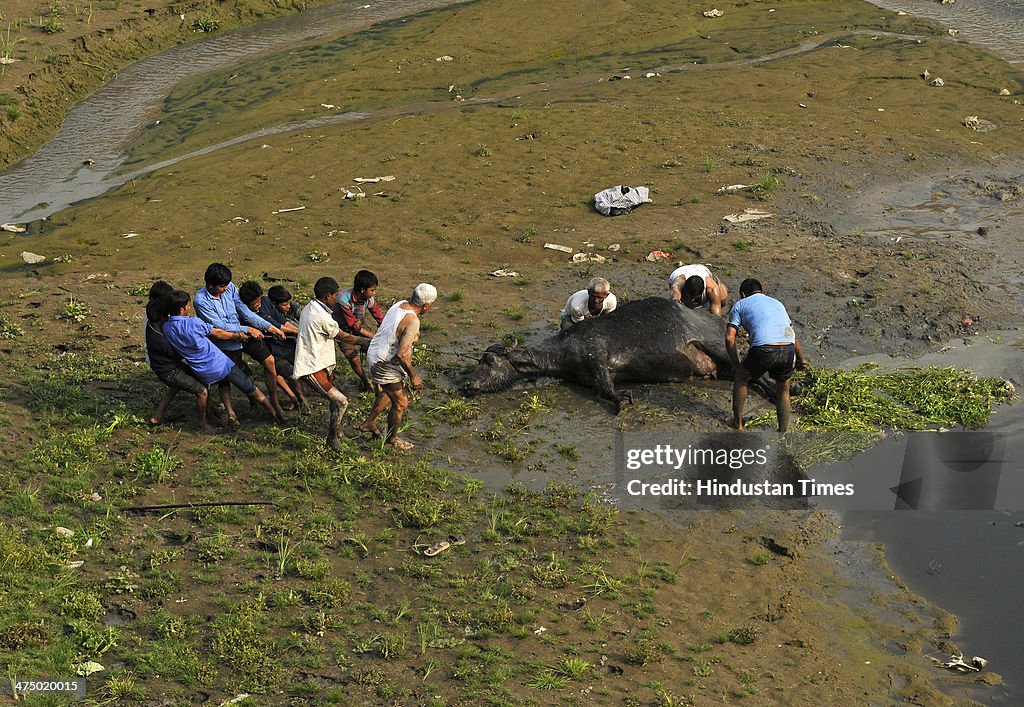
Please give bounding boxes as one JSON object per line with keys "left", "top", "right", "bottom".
{"left": 1, "top": 0, "right": 1021, "bottom": 703}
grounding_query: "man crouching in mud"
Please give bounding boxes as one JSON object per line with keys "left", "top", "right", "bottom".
{"left": 726, "top": 278, "right": 809, "bottom": 433}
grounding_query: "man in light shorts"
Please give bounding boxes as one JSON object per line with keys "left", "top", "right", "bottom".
{"left": 668, "top": 263, "right": 729, "bottom": 317}
{"left": 559, "top": 277, "right": 618, "bottom": 330}
{"left": 293, "top": 277, "right": 370, "bottom": 451}
{"left": 358, "top": 283, "right": 437, "bottom": 450}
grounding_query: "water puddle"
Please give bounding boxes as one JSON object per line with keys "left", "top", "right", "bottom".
{"left": 843, "top": 167, "right": 1024, "bottom": 309}
{"left": 870, "top": 0, "right": 1024, "bottom": 64}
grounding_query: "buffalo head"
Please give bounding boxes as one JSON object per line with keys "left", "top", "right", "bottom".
{"left": 462, "top": 344, "right": 527, "bottom": 395}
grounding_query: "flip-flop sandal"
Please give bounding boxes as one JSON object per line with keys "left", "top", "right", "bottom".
{"left": 423, "top": 539, "right": 450, "bottom": 557}
{"left": 423, "top": 535, "right": 465, "bottom": 557}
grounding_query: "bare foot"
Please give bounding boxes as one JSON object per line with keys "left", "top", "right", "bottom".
{"left": 358, "top": 424, "right": 383, "bottom": 440}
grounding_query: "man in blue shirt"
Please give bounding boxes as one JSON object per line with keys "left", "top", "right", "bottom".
{"left": 194, "top": 263, "right": 288, "bottom": 419}
{"left": 726, "top": 278, "right": 809, "bottom": 433}
{"left": 163, "top": 290, "right": 284, "bottom": 426}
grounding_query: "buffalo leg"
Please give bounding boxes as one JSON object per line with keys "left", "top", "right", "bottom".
{"left": 587, "top": 362, "right": 630, "bottom": 414}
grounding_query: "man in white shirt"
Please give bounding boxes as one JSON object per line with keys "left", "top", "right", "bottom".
{"left": 293, "top": 277, "right": 369, "bottom": 451}
{"left": 668, "top": 263, "right": 729, "bottom": 317}
{"left": 559, "top": 277, "right": 618, "bottom": 330}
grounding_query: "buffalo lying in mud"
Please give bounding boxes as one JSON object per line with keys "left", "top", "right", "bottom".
{"left": 462, "top": 297, "right": 769, "bottom": 412}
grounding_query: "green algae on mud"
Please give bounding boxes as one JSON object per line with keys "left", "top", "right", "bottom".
{"left": 0, "top": 0, "right": 344, "bottom": 170}
{"left": 119, "top": 0, "right": 966, "bottom": 167}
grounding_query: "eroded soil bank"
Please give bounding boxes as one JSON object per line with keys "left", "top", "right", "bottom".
{"left": 1, "top": 0, "right": 1021, "bottom": 703}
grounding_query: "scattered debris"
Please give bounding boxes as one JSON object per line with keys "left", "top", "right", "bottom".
{"left": 435, "top": 55, "right": 454, "bottom": 62}
{"left": 272, "top": 206, "right": 306, "bottom": 214}
{"left": 65, "top": 560, "right": 84, "bottom": 570}
{"left": 55, "top": 527, "right": 75, "bottom": 538}
{"left": 572, "top": 252, "right": 608, "bottom": 263}
{"left": 642, "top": 72, "right": 660, "bottom": 78}
{"left": 716, "top": 184, "right": 752, "bottom": 194}
{"left": 73, "top": 661, "right": 105, "bottom": 677}
{"left": 83, "top": 158, "right": 95, "bottom": 166}
{"left": 21, "top": 251, "right": 46, "bottom": 264}
{"left": 948, "top": 28, "right": 960, "bottom": 37}
{"left": 2, "top": 223, "right": 26, "bottom": 233}
{"left": 724, "top": 208, "right": 773, "bottom": 224}
{"left": 999, "top": 88, "right": 1011, "bottom": 96}
{"left": 593, "top": 185, "right": 651, "bottom": 216}
{"left": 608, "top": 243, "right": 621, "bottom": 251}
{"left": 962, "top": 115, "right": 996, "bottom": 131}
{"left": 490, "top": 268, "right": 519, "bottom": 278}
{"left": 353, "top": 175, "right": 396, "bottom": 183}
{"left": 929, "top": 77, "right": 945, "bottom": 87}
{"left": 921, "top": 68, "right": 930, "bottom": 80}
{"left": 928, "top": 653, "right": 987, "bottom": 673}
{"left": 230, "top": 217, "right": 250, "bottom": 224}
{"left": 320, "top": 103, "right": 337, "bottom": 109}
{"left": 645, "top": 250, "right": 673, "bottom": 262}
{"left": 343, "top": 189, "right": 366, "bottom": 200}
{"left": 703, "top": 9, "right": 723, "bottom": 17}
{"left": 220, "top": 695, "right": 252, "bottom": 706}
{"left": 122, "top": 232, "right": 139, "bottom": 238}
{"left": 544, "top": 243, "right": 574, "bottom": 253}
{"left": 533, "top": 626, "right": 547, "bottom": 635}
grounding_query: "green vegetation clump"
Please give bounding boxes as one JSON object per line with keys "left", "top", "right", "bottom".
{"left": 791, "top": 365, "right": 1014, "bottom": 432}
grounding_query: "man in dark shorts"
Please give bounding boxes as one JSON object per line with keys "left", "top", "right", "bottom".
{"left": 725, "top": 278, "right": 809, "bottom": 433}
{"left": 144, "top": 280, "right": 209, "bottom": 428}
{"left": 239, "top": 280, "right": 306, "bottom": 413}
{"left": 193, "top": 263, "right": 288, "bottom": 420}
{"left": 162, "top": 290, "right": 283, "bottom": 426}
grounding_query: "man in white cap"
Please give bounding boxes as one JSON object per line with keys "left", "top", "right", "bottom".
{"left": 560, "top": 277, "right": 617, "bottom": 330}
{"left": 358, "top": 283, "right": 437, "bottom": 450}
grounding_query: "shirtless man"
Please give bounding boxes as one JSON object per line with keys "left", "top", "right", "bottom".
{"left": 668, "top": 263, "right": 729, "bottom": 317}
{"left": 358, "top": 283, "right": 437, "bottom": 450}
